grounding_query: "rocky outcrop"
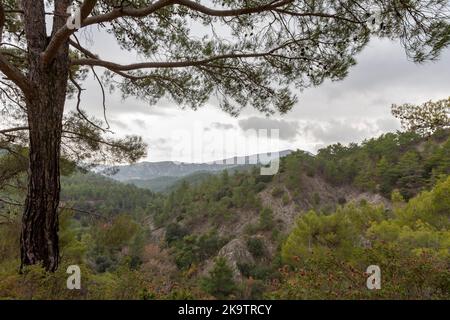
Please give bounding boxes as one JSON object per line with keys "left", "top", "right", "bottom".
{"left": 204, "top": 238, "right": 254, "bottom": 281}
{"left": 259, "top": 173, "right": 391, "bottom": 232}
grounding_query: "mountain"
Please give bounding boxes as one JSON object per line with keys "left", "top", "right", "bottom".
{"left": 102, "top": 150, "right": 293, "bottom": 192}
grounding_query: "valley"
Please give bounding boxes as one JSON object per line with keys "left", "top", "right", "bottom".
{"left": 1, "top": 128, "right": 448, "bottom": 299}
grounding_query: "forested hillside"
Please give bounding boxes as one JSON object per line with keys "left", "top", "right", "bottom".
{"left": 0, "top": 129, "right": 449, "bottom": 299}
{"left": 61, "top": 173, "right": 156, "bottom": 218}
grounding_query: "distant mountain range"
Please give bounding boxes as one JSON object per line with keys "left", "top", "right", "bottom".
{"left": 101, "top": 150, "right": 293, "bottom": 192}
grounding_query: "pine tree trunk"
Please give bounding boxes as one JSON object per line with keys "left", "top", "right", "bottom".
{"left": 20, "top": 2, "right": 70, "bottom": 270}
{"left": 21, "top": 90, "right": 64, "bottom": 272}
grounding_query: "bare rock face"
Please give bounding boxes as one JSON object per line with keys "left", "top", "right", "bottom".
{"left": 204, "top": 238, "right": 254, "bottom": 281}
{"left": 218, "top": 238, "right": 255, "bottom": 281}
{"left": 259, "top": 173, "right": 392, "bottom": 233}
{"left": 149, "top": 227, "right": 166, "bottom": 244}
{"left": 147, "top": 219, "right": 166, "bottom": 244}
{"left": 348, "top": 192, "right": 391, "bottom": 209}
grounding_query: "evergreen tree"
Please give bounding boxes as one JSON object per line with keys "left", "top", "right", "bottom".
{"left": 395, "top": 151, "right": 425, "bottom": 199}
{"left": 376, "top": 156, "right": 397, "bottom": 196}
{"left": 202, "top": 257, "right": 236, "bottom": 299}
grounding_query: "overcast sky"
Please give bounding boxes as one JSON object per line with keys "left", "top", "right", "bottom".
{"left": 68, "top": 31, "right": 450, "bottom": 163}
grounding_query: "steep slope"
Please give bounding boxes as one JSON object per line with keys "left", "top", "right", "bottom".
{"left": 145, "top": 129, "right": 450, "bottom": 281}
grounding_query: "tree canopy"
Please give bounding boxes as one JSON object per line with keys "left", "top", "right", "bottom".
{"left": 392, "top": 97, "right": 450, "bottom": 137}
{"left": 1, "top": 0, "right": 450, "bottom": 125}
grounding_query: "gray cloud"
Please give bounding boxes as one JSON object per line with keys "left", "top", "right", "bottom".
{"left": 238, "top": 117, "right": 300, "bottom": 141}
{"left": 302, "top": 120, "right": 373, "bottom": 145}
{"left": 375, "top": 118, "right": 401, "bottom": 132}
{"left": 146, "top": 138, "right": 173, "bottom": 160}
{"left": 290, "top": 38, "right": 450, "bottom": 123}
{"left": 301, "top": 117, "right": 403, "bottom": 149}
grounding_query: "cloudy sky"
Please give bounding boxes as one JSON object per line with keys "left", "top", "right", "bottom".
{"left": 68, "top": 30, "right": 450, "bottom": 163}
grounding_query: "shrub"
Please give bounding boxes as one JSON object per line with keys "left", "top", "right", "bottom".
{"left": 173, "top": 231, "right": 227, "bottom": 270}
{"left": 202, "top": 257, "right": 236, "bottom": 299}
{"left": 256, "top": 175, "right": 273, "bottom": 183}
{"left": 254, "top": 182, "right": 267, "bottom": 192}
{"left": 246, "top": 237, "right": 266, "bottom": 258}
{"left": 165, "top": 223, "right": 188, "bottom": 245}
{"left": 243, "top": 223, "right": 260, "bottom": 235}
{"left": 259, "top": 207, "right": 274, "bottom": 230}
{"left": 237, "top": 263, "right": 273, "bottom": 280}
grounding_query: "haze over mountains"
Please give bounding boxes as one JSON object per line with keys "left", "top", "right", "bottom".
{"left": 102, "top": 150, "right": 293, "bottom": 192}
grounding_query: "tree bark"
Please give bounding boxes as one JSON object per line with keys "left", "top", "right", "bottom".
{"left": 21, "top": 95, "right": 64, "bottom": 272}
{"left": 20, "top": 61, "right": 69, "bottom": 271}
{"left": 21, "top": 65, "right": 70, "bottom": 271}
{"left": 20, "top": 1, "right": 71, "bottom": 272}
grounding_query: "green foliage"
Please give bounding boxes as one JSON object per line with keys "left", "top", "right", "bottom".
{"left": 395, "top": 151, "right": 426, "bottom": 199}
{"left": 0, "top": 210, "right": 152, "bottom": 299}
{"left": 246, "top": 237, "right": 266, "bottom": 259}
{"left": 243, "top": 223, "right": 261, "bottom": 236}
{"left": 284, "top": 155, "right": 302, "bottom": 190}
{"left": 282, "top": 203, "right": 385, "bottom": 264}
{"left": 172, "top": 231, "right": 228, "bottom": 270}
{"left": 59, "top": 210, "right": 87, "bottom": 264}
{"left": 202, "top": 257, "right": 236, "bottom": 299}
{"left": 85, "top": 214, "right": 144, "bottom": 273}
{"left": 278, "top": 177, "right": 450, "bottom": 299}
{"left": 432, "top": 176, "right": 450, "bottom": 218}
{"left": 254, "top": 182, "right": 267, "bottom": 192}
{"left": 282, "top": 129, "right": 450, "bottom": 199}
{"left": 61, "top": 172, "right": 155, "bottom": 218}
{"left": 165, "top": 223, "right": 189, "bottom": 245}
{"left": 2, "top": 126, "right": 450, "bottom": 300}
{"left": 392, "top": 97, "right": 450, "bottom": 137}
{"left": 238, "top": 263, "right": 274, "bottom": 281}
{"left": 272, "top": 244, "right": 450, "bottom": 299}
{"left": 97, "top": 215, "right": 138, "bottom": 249}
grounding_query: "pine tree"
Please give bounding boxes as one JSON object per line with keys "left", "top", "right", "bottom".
{"left": 202, "top": 257, "right": 236, "bottom": 299}
{"left": 395, "top": 151, "right": 425, "bottom": 199}
{"left": 376, "top": 156, "right": 397, "bottom": 196}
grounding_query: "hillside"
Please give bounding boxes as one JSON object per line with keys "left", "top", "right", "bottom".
{"left": 124, "top": 171, "right": 216, "bottom": 193}
{"left": 0, "top": 129, "right": 449, "bottom": 299}
{"left": 140, "top": 128, "right": 450, "bottom": 297}
{"left": 60, "top": 173, "right": 156, "bottom": 218}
